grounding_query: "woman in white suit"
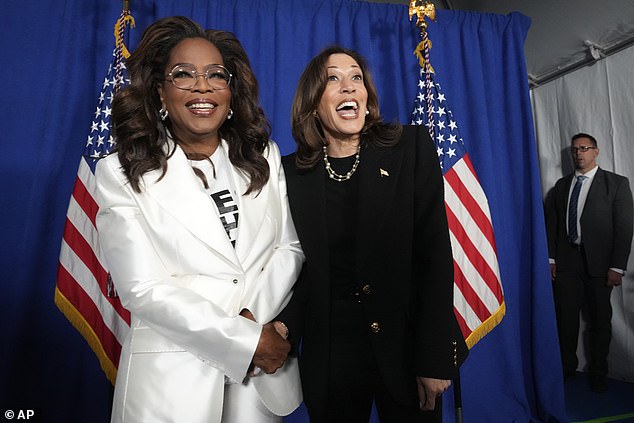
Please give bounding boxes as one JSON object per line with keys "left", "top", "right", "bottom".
{"left": 95, "top": 17, "right": 303, "bottom": 423}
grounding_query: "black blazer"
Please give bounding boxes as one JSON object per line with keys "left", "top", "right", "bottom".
{"left": 280, "top": 125, "right": 466, "bottom": 410}
{"left": 546, "top": 167, "right": 633, "bottom": 276}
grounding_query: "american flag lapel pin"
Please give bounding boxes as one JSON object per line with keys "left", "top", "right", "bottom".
{"left": 379, "top": 168, "right": 389, "bottom": 177}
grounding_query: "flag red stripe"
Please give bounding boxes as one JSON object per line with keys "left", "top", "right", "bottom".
{"left": 63, "top": 217, "right": 131, "bottom": 322}
{"left": 462, "top": 153, "right": 498, "bottom": 255}
{"left": 445, "top": 205, "right": 504, "bottom": 304}
{"left": 462, "top": 154, "right": 479, "bottom": 183}
{"left": 452, "top": 254, "right": 492, "bottom": 323}
{"left": 444, "top": 166, "right": 497, "bottom": 250}
{"left": 56, "top": 14, "right": 134, "bottom": 380}
{"left": 71, "top": 175, "right": 99, "bottom": 226}
{"left": 453, "top": 304, "right": 471, "bottom": 340}
{"left": 412, "top": 72, "right": 505, "bottom": 349}
{"left": 56, "top": 264, "right": 121, "bottom": 364}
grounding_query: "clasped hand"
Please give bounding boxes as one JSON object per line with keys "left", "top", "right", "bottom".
{"left": 240, "top": 309, "right": 290, "bottom": 374}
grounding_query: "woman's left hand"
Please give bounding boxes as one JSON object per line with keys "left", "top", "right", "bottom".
{"left": 416, "top": 376, "right": 451, "bottom": 410}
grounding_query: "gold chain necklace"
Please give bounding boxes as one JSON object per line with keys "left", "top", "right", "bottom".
{"left": 322, "top": 144, "right": 361, "bottom": 182}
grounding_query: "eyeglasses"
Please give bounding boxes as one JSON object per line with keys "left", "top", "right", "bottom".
{"left": 166, "top": 64, "right": 232, "bottom": 91}
{"left": 571, "top": 145, "right": 596, "bottom": 152}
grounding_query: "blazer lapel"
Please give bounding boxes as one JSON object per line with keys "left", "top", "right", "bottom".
{"left": 143, "top": 143, "right": 240, "bottom": 269}
{"left": 560, "top": 174, "right": 575, "bottom": 213}
{"left": 581, "top": 167, "right": 604, "bottom": 220}
{"left": 229, "top": 141, "right": 268, "bottom": 264}
{"left": 289, "top": 163, "right": 329, "bottom": 271}
{"left": 585, "top": 167, "right": 604, "bottom": 199}
{"left": 356, "top": 142, "right": 404, "bottom": 267}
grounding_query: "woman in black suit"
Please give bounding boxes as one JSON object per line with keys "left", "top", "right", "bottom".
{"left": 278, "top": 46, "right": 465, "bottom": 423}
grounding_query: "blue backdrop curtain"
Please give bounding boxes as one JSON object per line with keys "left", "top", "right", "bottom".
{"left": 0, "top": 1, "right": 566, "bottom": 422}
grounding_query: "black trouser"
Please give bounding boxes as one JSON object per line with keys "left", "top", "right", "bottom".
{"left": 308, "top": 298, "right": 441, "bottom": 423}
{"left": 553, "top": 247, "right": 613, "bottom": 377}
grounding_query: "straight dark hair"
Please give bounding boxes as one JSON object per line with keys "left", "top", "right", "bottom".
{"left": 291, "top": 45, "right": 402, "bottom": 169}
{"left": 571, "top": 132, "right": 598, "bottom": 148}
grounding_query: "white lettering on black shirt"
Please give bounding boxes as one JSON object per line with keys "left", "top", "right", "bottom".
{"left": 189, "top": 143, "right": 240, "bottom": 247}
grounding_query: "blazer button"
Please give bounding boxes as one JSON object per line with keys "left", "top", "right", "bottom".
{"left": 362, "top": 284, "right": 372, "bottom": 295}
{"left": 232, "top": 279, "right": 238, "bottom": 284}
{"left": 370, "top": 322, "right": 381, "bottom": 333}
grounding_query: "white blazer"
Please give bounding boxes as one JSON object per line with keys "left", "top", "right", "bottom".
{"left": 95, "top": 139, "right": 304, "bottom": 423}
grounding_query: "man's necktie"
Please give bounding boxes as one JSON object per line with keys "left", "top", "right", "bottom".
{"left": 568, "top": 175, "right": 587, "bottom": 243}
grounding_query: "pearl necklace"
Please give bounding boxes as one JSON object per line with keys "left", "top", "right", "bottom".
{"left": 323, "top": 144, "right": 361, "bottom": 182}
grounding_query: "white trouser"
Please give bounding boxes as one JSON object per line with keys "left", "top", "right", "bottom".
{"left": 221, "top": 380, "right": 282, "bottom": 423}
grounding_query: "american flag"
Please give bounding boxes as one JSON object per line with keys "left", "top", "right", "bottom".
{"left": 411, "top": 67, "right": 505, "bottom": 348}
{"left": 54, "top": 11, "right": 133, "bottom": 383}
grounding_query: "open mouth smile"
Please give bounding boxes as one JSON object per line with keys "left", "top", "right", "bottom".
{"left": 186, "top": 99, "right": 219, "bottom": 115}
{"left": 336, "top": 100, "right": 359, "bottom": 118}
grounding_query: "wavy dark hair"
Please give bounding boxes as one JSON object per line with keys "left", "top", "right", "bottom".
{"left": 206, "top": 29, "right": 270, "bottom": 194}
{"left": 291, "top": 45, "right": 402, "bottom": 169}
{"left": 111, "top": 16, "right": 270, "bottom": 194}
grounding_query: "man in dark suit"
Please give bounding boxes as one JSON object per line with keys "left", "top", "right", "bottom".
{"left": 546, "top": 133, "right": 633, "bottom": 393}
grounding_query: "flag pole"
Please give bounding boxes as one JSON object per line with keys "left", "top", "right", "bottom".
{"left": 113, "top": 2, "right": 135, "bottom": 91}
{"left": 453, "top": 340, "right": 464, "bottom": 423}
{"left": 409, "top": 0, "right": 436, "bottom": 137}
{"left": 409, "top": 3, "right": 464, "bottom": 422}
{"left": 454, "top": 376, "right": 464, "bottom": 423}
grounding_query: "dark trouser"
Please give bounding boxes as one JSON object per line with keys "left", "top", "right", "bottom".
{"left": 307, "top": 298, "right": 441, "bottom": 423}
{"left": 553, "top": 247, "right": 613, "bottom": 377}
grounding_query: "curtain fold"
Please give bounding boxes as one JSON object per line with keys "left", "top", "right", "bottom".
{"left": 0, "top": 1, "right": 566, "bottom": 421}
{"left": 425, "top": 10, "right": 566, "bottom": 422}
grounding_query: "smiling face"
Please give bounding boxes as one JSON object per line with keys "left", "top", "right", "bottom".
{"left": 315, "top": 53, "right": 368, "bottom": 145}
{"left": 158, "top": 37, "right": 231, "bottom": 150}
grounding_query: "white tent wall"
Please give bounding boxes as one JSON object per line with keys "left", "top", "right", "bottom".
{"left": 532, "top": 44, "right": 634, "bottom": 383}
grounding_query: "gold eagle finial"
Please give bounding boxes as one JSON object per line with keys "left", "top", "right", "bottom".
{"left": 409, "top": 0, "right": 436, "bottom": 27}
{"left": 409, "top": 0, "right": 436, "bottom": 73}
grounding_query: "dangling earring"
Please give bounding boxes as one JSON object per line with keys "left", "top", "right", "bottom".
{"left": 227, "top": 108, "right": 234, "bottom": 120}
{"left": 159, "top": 107, "right": 169, "bottom": 121}
{"left": 365, "top": 108, "right": 370, "bottom": 116}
